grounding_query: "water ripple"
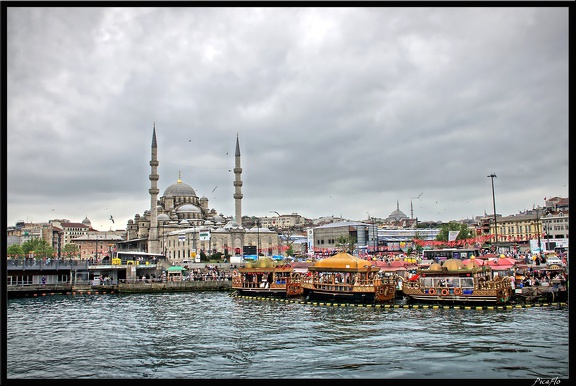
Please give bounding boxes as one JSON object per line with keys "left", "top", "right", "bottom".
{"left": 7, "top": 292, "right": 569, "bottom": 379}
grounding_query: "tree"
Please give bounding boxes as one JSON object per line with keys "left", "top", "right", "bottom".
{"left": 435, "top": 222, "right": 472, "bottom": 242}
{"left": 21, "top": 238, "right": 54, "bottom": 258}
{"left": 7, "top": 244, "right": 24, "bottom": 258}
{"left": 335, "top": 235, "right": 357, "bottom": 253}
{"left": 62, "top": 243, "right": 80, "bottom": 258}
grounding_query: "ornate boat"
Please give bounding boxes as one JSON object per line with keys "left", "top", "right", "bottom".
{"left": 231, "top": 256, "right": 303, "bottom": 297}
{"left": 402, "top": 258, "right": 513, "bottom": 305}
{"left": 301, "top": 251, "right": 397, "bottom": 303}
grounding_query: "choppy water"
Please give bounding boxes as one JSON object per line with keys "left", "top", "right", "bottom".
{"left": 6, "top": 292, "right": 569, "bottom": 379}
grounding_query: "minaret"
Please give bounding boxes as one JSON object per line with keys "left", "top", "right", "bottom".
{"left": 148, "top": 123, "right": 160, "bottom": 254}
{"left": 233, "top": 133, "right": 243, "bottom": 225}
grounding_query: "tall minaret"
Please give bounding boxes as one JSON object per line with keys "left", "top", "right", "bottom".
{"left": 233, "top": 133, "right": 243, "bottom": 225}
{"left": 148, "top": 123, "right": 160, "bottom": 254}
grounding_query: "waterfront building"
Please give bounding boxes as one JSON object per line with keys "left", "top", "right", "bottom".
{"left": 123, "top": 126, "right": 281, "bottom": 263}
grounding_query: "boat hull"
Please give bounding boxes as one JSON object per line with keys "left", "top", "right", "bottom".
{"left": 302, "top": 283, "right": 396, "bottom": 304}
{"left": 402, "top": 286, "right": 512, "bottom": 305}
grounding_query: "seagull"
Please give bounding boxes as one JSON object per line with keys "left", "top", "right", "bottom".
{"left": 212, "top": 186, "right": 218, "bottom": 193}
{"left": 110, "top": 215, "right": 114, "bottom": 224}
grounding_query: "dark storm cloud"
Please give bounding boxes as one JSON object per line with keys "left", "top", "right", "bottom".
{"left": 6, "top": 6, "right": 569, "bottom": 230}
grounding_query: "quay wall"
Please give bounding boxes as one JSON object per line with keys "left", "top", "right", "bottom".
{"left": 7, "top": 280, "right": 232, "bottom": 298}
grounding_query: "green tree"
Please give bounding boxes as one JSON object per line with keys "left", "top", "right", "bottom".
{"left": 335, "top": 235, "right": 357, "bottom": 253}
{"left": 62, "top": 243, "right": 80, "bottom": 258}
{"left": 435, "top": 222, "right": 472, "bottom": 242}
{"left": 21, "top": 238, "right": 54, "bottom": 258}
{"left": 7, "top": 244, "right": 24, "bottom": 258}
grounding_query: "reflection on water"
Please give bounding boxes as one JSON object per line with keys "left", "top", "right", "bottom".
{"left": 6, "top": 292, "right": 569, "bottom": 379}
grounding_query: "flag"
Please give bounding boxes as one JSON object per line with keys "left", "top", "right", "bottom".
{"left": 448, "top": 231, "right": 460, "bottom": 242}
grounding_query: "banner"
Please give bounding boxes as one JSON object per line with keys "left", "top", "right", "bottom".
{"left": 448, "top": 231, "right": 460, "bottom": 242}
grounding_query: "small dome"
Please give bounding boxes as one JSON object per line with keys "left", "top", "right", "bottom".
{"left": 443, "top": 259, "right": 465, "bottom": 271}
{"left": 257, "top": 257, "right": 275, "bottom": 268}
{"left": 176, "top": 204, "right": 201, "bottom": 213}
{"left": 223, "top": 221, "right": 242, "bottom": 229}
{"left": 164, "top": 178, "right": 197, "bottom": 197}
{"left": 429, "top": 262, "right": 442, "bottom": 271}
{"left": 312, "top": 251, "right": 374, "bottom": 270}
{"left": 82, "top": 216, "right": 91, "bottom": 226}
{"left": 465, "top": 260, "right": 481, "bottom": 269}
{"left": 157, "top": 214, "right": 171, "bottom": 222}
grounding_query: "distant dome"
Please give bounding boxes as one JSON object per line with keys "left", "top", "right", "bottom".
{"left": 82, "top": 216, "right": 91, "bottom": 226}
{"left": 386, "top": 201, "right": 408, "bottom": 221}
{"left": 163, "top": 178, "right": 196, "bottom": 197}
{"left": 176, "top": 204, "right": 201, "bottom": 213}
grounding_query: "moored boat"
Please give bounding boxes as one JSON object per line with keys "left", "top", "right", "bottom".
{"left": 402, "top": 258, "right": 513, "bottom": 305}
{"left": 231, "top": 256, "right": 303, "bottom": 297}
{"left": 301, "top": 251, "right": 397, "bottom": 303}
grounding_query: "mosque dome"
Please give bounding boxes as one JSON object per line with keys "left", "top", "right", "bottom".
{"left": 223, "top": 221, "right": 242, "bottom": 229}
{"left": 157, "top": 213, "right": 171, "bottom": 222}
{"left": 386, "top": 201, "right": 408, "bottom": 221}
{"left": 82, "top": 216, "right": 91, "bottom": 226}
{"left": 176, "top": 204, "right": 201, "bottom": 213}
{"left": 164, "top": 177, "right": 197, "bottom": 197}
{"left": 311, "top": 251, "right": 374, "bottom": 271}
{"left": 213, "top": 214, "right": 225, "bottom": 223}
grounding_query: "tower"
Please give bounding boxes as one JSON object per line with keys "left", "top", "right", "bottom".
{"left": 233, "top": 134, "right": 243, "bottom": 225}
{"left": 148, "top": 123, "right": 160, "bottom": 254}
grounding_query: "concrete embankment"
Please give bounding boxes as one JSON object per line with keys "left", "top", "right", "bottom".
{"left": 117, "top": 280, "right": 232, "bottom": 293}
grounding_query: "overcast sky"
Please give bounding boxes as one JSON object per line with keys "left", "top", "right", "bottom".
{"left": 6, "top": 6, "right": 569, "bottom": 232}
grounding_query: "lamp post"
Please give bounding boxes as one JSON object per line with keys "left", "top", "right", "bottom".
{"left": 535, "top": 206, "right": 542, "bottom": 254}
{"left": 157, "top": 214, "right": 170, "bottom": 258}
{"left": 257, "top": 219, "right": 261, "bottom": 257}
{"left": 487, "top": 173, "right": 497, "bottom": 252}
{"left": 270, "top": 211, "right": 281, "bottom": 255}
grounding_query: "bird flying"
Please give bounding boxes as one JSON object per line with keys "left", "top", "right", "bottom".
{"left": 110, "top": 215, "right": 114, "bottom": 224}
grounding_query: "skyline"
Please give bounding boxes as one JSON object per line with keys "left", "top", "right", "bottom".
{"left": 6, "top": 7, "right": 569, "bottom": 231}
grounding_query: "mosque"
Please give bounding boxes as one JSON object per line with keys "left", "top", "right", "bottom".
{"left": 124, "top": 125, "right": 280, "bottom": 262}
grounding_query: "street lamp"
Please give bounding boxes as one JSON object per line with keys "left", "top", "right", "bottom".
{"left": 257, "top": 219, "right": 261, "bottom": 257}
{"left": 487, "top": 173, "right": 497, "bottom": 252}
{"left": 157, "top": 214, "right": 170, "bottom": 257}
{"left": 270, "top": 211, "right": 281, "bottom": 255}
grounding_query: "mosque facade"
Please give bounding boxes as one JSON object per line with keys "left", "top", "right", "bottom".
{"left": 124, "top": 125, "right": 280, "bottom": 262}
